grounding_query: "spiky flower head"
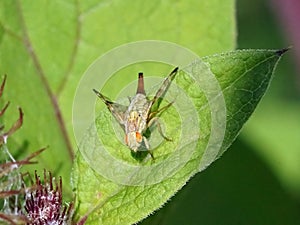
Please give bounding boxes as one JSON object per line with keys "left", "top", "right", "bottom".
{"left": 24, "top": 171, "right": 72, "bottom": 225}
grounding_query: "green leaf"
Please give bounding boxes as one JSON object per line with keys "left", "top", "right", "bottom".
{"left": 203, "top": 49, "right": 288, "bottom": 155}
{"left": 73, "top": 49, "right": 287, "bottom": 224}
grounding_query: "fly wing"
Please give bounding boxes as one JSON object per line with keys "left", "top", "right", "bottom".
{"left": 148, "top": 67, "right": 179, "bottom": 120}
{"left": 93, "top": 89, "right": 127, "bottom": 127}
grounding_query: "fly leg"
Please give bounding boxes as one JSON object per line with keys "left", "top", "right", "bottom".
{"left": 148, "top": 101, "right": 174, "bottom": 121}
{"left": 142, "top": 136, "right": 154, "bottom": 159}
{"left": 147, "top": 117, "right": 172, "bottom": 142}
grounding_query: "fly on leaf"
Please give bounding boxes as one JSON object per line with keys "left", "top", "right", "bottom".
{"left": 93, "top": 67, "right": 179, "bottom": 158}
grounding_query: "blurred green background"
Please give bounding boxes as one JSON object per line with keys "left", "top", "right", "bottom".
{"left": 140, "top": 0, "right": 300, "bottom": 224}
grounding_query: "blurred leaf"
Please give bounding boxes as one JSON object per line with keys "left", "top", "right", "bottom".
{"left": 73, "top": 49, "right": 287, "bottom": 224}
{"left": 0, "top": 1, "right": 73, "bottom": 190}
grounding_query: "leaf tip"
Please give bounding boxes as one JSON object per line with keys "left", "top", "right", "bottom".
{"left": 275, "top": 47, "right": 291, "bottom": 56}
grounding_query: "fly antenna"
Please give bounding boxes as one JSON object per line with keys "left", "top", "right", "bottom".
{"left": 136, "top": 72, "right": 146, "bottom": 95}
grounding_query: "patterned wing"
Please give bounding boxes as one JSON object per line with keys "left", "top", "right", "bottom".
{"left": 148, "top": 67, "right": 179, "bottom": 121}
{"left": 93, "top": 89, "right": 127, "bottom": 128}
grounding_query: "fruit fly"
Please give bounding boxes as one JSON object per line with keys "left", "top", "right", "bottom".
{"left": 93, "top": 67, "right": 179, "bottom": 157}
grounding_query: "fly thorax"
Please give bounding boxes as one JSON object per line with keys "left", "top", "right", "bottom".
{"left": 126, "top": 111, "right": 139, "bottom": 133}
{"left": 125, "top": 93, "right": 150, "bottom": 134}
